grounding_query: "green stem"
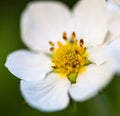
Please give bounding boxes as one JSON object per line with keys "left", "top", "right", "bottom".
{"left": 70, "top": 98, "right": 77, "bottom": 116}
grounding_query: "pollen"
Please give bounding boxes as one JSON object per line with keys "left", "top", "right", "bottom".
{"left": 49, "top": 32, "right": 91, "bottom": 84}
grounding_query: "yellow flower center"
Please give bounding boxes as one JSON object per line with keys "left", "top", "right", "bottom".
{"left": 49, "top": 32, "right": 91, "bottom": 84}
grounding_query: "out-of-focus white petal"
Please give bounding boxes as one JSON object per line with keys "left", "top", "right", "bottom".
{"left": 107, "top": 38, "right": 120, "bottom": 73}
{"left": 21, "top": 1, "right": 72, "bottom": 52}
{"left": 69, "top": 62, "right": 115, "bottom": 101}
{"left": 88, "top": 46, "right": 109, "bottom": 65}
{"left": 107, "top": 0, "right": 120, "bottom": 35}
{"left": 5, "top": 50, "right": 51, "bottom": 81}
{"left": 108, "top": 0, "right": 120, "bottom": 6}
{"left": 20, "top": 73, "right": 70, "bottom": 112}
{"left": 73, "top": 0, "right": 108, "bottom": 46}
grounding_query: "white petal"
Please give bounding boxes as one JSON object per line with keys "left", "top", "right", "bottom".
{"left": 20, "top": 73, "right": 70, "bottom": 112}
{"left": 107, "top": 0, "right": 120, "bottom": 35}
{"left": 108, "top": 0, "right": 120, "bottom": 6}
{"left": 69, "top": 62, "right": 116, "bottom": 101}
{"left": 88, "top": 46, "right": 109, "bottom": 65}
{"left": 21, "top": 1, "right": 72, "bottom": 52}
{"left": 107, "top": 38, "right": 120, "bottom": 73}
{"left": 5, "top": 50, "right": 51, "bottom": 81}
{"left": 73, "top": 0, "right": 108, "bottom": 46}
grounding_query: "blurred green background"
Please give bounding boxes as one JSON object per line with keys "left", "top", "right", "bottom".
{"left": 0, "top": 0, "right": 120, "bottom": 116}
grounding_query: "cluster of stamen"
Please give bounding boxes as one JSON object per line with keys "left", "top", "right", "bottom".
{"left": 49, "top": 32, "right": 90, "bottom": 83}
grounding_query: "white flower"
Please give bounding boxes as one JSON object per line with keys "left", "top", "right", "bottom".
{"left": 5, "top": 0, "right": 117, "bottom": 112}
{"left": 106, "top": 0, "right": 120, "bottom": 73}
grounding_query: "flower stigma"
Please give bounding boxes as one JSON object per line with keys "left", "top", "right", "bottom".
{"left": 49, "top": 32, "right": 91, "bottom": 84}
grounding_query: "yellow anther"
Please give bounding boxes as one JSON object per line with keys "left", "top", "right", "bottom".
{"left": 63, "top": 32, "right": 68, "bottom": 41}
{"left": 79, "top": 39, "right": 84, "bottom": 46}
{"left": 71, "top": 32, "right": 78, "bottom": 45}
{"left": 51, "top": 66, "right": 57, "bottom": 69}
{"left": 50, "top": 47, "right": 55, "bottom": 52}
{"left": 49, "top": 41, "right": 55, "bottom": 46}
{"left": 72, "top": 32, "right": 76, "bottom": 40}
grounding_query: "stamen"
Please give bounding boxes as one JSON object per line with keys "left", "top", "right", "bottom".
{"left": 79, "top": 39, "right": 84, "bottom": 46}
{"left": 71, "top": 32, "right": 78, "bottom": 45}
{"left": 50, "top": 47, "right": 55, "bottom": 52}
{"left": 51, "top": 66, "right": 57, "bottom": 69}
{"left": 72, "top": 32, "right": 76, "bottom": 39}
{"left": 49, "top": 41, "right": 54, "bottom": 46}
{"left": 63, "top": 32, "right": 68, "bottom": 41}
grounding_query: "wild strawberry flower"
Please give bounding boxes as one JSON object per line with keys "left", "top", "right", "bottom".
{"left": 5, "top": 0, "right": 117, "bottom": 112}
{"left": 106, "top": 0, "right": 120, "bottom": 73}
